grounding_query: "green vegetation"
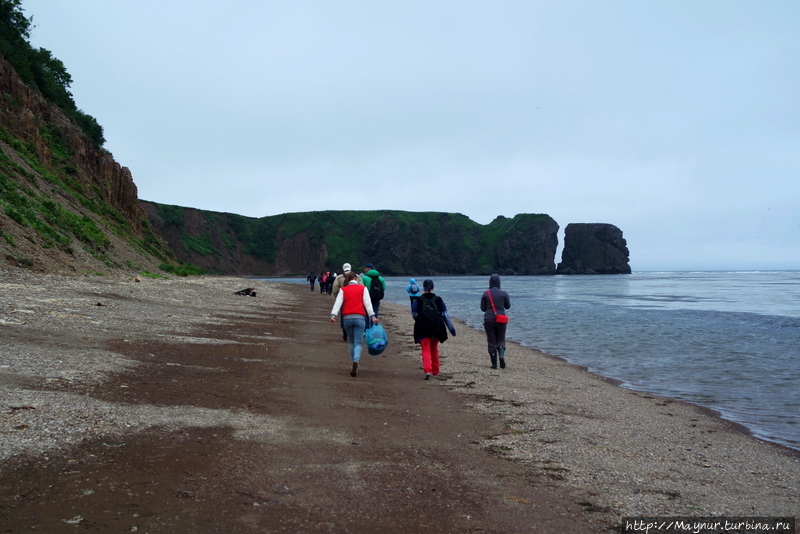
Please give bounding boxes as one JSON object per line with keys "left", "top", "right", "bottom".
{"left": 159, "top": 262, "right": 207, "bottom": 277}
{"left": 181, "top": 230, "right": 218, "bottom": 256}
{"left": 139, "top": 270, "right": 168, "bottom": 279}
{"left": 0, "top": 129, "right": 108, "bottom": 255}
{"left": 0, "top": 0, "right": 105, "bottom": 147}
{"left": 0, "top": 124, "right": 171, "bottom": 267}
{"left": 144, "top": 203, "right": 557, "bottom": 275}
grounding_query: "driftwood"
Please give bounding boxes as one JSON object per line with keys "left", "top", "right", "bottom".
{"left": 234, "top": 287, "right": 257, "bottom": 297}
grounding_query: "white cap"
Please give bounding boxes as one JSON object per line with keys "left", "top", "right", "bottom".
{"left": 342, "top": 263, "right": 352, "bottom": 272}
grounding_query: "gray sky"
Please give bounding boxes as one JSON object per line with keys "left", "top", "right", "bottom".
{"left": 21, "top": 0, "right": 800, "bottom": 271}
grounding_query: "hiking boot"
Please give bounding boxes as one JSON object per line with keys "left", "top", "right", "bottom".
{"left": 350, "top": 362, "right": 359, "bottom": 377}
{"left": 424, "top": 373, "right": 432, "bottom": 380}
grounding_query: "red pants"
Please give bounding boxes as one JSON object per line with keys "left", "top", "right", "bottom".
{"left": 420, "top": 337, "right": 440, "bottom": 376}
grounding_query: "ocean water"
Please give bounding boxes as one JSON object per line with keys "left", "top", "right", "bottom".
{"left": 264, "top": 272, "right": 800, "bottom": 451}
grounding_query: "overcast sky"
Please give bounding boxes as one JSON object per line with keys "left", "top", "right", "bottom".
{"left": 21, "top": 0, "right": 800, "bottom": 271}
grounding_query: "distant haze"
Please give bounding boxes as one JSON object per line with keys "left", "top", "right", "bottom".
{"left": 22, "top": 0, "right": 800, "bottom": 271}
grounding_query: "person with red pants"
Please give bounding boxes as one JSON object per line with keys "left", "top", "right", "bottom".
{"left": 411, "top": 279, "right": 456, "bottom": 380}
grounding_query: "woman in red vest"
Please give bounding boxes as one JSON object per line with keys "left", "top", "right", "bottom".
{"left": 330, "top": 271, "right": 378, "bottom": 377}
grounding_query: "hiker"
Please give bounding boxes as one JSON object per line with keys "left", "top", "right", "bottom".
{"left": 406, "top": 278, "right": 421, "bottom": 306}
{"left": 325, "top": 271, "right": 334, "bottom": 295}
{"left": 330, "top": 271, "right": 378, "bottom": 378}
{"left": 480, "top": 273, "right": 511, "bottom": 369}
{"left": 332, "top": 263, "right": 363, "bottom": 341}
{"left": 362, "top": 263, "right": 386, "bottom": 317}
{"left": 412, "top": 279, "right": 456, "bottom": 380}
{"left": 306, "top": 271, "right": 317, "bottom": 291}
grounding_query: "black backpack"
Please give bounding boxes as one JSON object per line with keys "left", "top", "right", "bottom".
{"left": 417, "top": 296, "right": 442, "bottom": 333}
{"left": 367, "top": 275, "right": 385, "bottom": 301}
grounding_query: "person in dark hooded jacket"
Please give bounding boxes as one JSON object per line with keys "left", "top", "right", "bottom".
{"left": 480, "top": 274, "right": 511, "bottom": 369}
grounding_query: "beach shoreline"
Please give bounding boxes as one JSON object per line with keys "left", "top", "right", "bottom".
{"left": 1, "top": 272, "right": 798, "bottom": 530}
{"left": 377, "top": 293, "right": 799, "bottom": 518}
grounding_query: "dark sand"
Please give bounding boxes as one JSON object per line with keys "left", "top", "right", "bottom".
{"left": 0, "top": 276, "right": 600, "bottom": 533}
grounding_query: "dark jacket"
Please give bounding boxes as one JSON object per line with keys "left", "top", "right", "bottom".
{"left": 412, "top": 292, "right": 457, "bottom": 343}
{"left": 480, "top": 274, "right": 510, "bottom": 322}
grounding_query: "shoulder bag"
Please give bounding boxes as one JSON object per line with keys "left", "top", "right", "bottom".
{"left": 487, "top": 290, "right": 508, "bottom": 324}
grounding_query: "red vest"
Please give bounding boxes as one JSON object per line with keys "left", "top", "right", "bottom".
{"left": 341, "top": 284, "right": 367, "bottom": 315}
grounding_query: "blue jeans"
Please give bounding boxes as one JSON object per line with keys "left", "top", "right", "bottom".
{"left": 343, "top": 316, "right": 366, "bottom": 363}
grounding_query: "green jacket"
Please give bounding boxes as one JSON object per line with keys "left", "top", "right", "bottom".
{"left": 362, "top": 269, "right": 386, "bottom": 294}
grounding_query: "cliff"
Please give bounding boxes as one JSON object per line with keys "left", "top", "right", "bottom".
{"left": 0, "top": 53, "right": 170, "bottom": 273}
{"left": 556, "top": 223, "right": 631, "bottom": 274}
{"left": 140, "top": 202, "right": 560, "bottom": 276}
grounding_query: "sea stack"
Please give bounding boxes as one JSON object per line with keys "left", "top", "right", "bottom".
{"left": 557, "top": 223, "right": 631, "bottom": 274}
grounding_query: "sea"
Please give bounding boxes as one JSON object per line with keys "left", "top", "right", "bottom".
{"left": 259, "top": 271, "right": 800, "bottom": 452}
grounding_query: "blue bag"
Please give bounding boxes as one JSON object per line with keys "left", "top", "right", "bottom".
{"left": 365, "top": 323, "right": 389, "bottom": 356}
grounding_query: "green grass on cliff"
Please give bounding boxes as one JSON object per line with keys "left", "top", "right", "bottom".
{"left": 147, "top": 203, "right": 557, "bottom": 275}
{"left": 0, "top": 125, "right": 170, "bottom": 264}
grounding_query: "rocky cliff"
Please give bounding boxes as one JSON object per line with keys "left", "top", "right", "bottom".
{"left": 140, "top": 202, "right": 560, "bottom": 276}
{"left": 556, "top": 223, "right": 631, "bottom": 274}
{"left": 0, "top": 53, "right": 169, "bottom": 273}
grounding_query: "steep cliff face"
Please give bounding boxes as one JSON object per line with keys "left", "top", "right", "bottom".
{"left": 557, "top": 223, "right": 631, "bottom": 274}
{"left": 484, "top": 215, "right": 559, "bottom": 275}
{"left": 140, "top": 203, "right": 561, "bottom": 276}
{"left": 357, "top": 212, "right": 482, "bottom": 275}
{"left": 140, "top": 202, "right": 329, "bottom": 275}
{"left": 0, "top": 56, "right": 145, "bottom": 230}
{"left": 0, "top": 54, "right": 169, "bottom": 273}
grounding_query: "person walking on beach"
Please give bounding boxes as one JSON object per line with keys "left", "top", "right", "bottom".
{"left": 406, "top": 278, "right": 421, "bottom": 306}
{"left": 319, "top": 272, "right": 326, "bottom": 295}
{"left": 480, "top": 273, "right": 511, "bottom": 369}
{"left": 332, "top": 263, "right": 363, "bottom": 341}
{"left": 362, "top": 263, "right": 386, "bottom": 317}
{"left": 326, "top": 272, "right": 335, "bottom": 295}
{"left": 331, "top": 271, "right": 378, "bottom": 377}
{"left": 306, "top": 271, "right": 317, "bottom": 291}
{"left": 412, "top": 279, "right": 456, "bottom": 380}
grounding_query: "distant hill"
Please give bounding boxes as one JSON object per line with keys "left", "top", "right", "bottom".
{"left": 140, "top": 202, "right": 560, "bottom": 276}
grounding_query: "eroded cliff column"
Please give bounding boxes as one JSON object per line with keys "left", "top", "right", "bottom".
{"left": 557, "top": 223, "right": 631, "bottom": 274}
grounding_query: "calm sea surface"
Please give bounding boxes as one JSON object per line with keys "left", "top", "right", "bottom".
{"left": 261, "top": 272, "right": 800, "bottom": 451}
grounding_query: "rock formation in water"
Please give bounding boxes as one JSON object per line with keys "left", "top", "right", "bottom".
{"left": 557, "top": 223, "right": 631, "bottom": 274}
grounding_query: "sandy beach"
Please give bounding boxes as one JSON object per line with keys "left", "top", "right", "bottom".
{"left": 0, "top": 271, "right": 797, "bottom": 532}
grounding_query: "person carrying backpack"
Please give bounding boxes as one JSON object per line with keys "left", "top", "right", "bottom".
{"left": 411, "top": 279, "right": 456, "bottom": 380}
{"left": 306, "top": 271, "right": 317, "bottom": 291}
{"left": 362, "top": 263, "right": 386, "bottom": 317}
{"left": 406, "top": 278, "right": 422, "bottom": 306}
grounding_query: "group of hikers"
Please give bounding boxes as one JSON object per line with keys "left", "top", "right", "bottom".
{"left": 319, "top": 263, "right": 510, "bottom": 380}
